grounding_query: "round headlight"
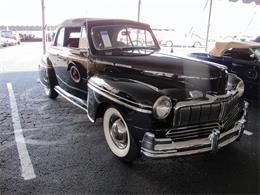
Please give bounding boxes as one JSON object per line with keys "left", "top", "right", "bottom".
{"left": 153, "top": 96, "right": 172, "bottom": 119}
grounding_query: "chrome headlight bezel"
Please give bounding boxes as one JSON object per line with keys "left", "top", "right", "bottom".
{"left": 226, "top": 73, "right": 244, "bottom": 97}
{"left": 236, "top": 80, "right": 245, "bottom": 97}
{"left": 153, "top": 96, "right": 172, "bottom": 119}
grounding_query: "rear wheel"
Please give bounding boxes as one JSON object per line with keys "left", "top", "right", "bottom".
{"left": 103, "top": 107, "right": 140, "bottom": 162}
{"left": 44, "top": 69, "right": 58, "bottom": 99}
{"left": 44, "top": 85, "right": 58, "bottom": 99}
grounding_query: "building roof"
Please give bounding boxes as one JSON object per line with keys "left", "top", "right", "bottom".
{"left": 209, "top": 41, "right": 260, "bottom": 57}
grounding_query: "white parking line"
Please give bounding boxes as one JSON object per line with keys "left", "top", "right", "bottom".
{"left": 243, "top": 130, "right": 253, "bottom": 136}
{"left": 7, "top": 83, "right": 36, "bottom": 180}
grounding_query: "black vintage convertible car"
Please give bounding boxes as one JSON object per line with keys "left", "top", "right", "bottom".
{"left": 189, "top": 41, "right": 260, "bottom": 98}
{"left": 39, "top": 18, "right": 248, "bottom": 162}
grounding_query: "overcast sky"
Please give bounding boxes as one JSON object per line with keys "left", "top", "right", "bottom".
{"left": 0, "top": 0, "right": 259, "bottom": 37}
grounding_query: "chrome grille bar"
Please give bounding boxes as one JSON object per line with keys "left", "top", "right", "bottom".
{"left": 170, "top": 93, "right": 242, "bottom": 142}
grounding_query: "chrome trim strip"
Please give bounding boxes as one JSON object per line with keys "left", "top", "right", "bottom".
{"left": 95, "top": 60, "right": 114, "bottom": 66}
{"left": 174, "top": 92, "right": 236, "bottom": 110}
{"left": 128, "top": 79, "right": 159, "bottom": 92}
{"left": 115, "top": 64, "right": 132, "bottom": 68}
{"left": 143, "top": 70, "right": 220, "bottom": 80}
{"left": 54, "top": 86, "right": 95, "bottom": 123}
{"left": 88, "top": 81, "right": 152, "bottom": 109}
{"left": 178, "top": 75, "right": 220, "bottom": 80}
{"left": 56, "top": 74, "right": 87, "bottom": 94}
{"left": 88, "top": 83, "right": 152, "bottom": 114}
{"left": 166, "top": 124, "right": 219, "bottom": 137}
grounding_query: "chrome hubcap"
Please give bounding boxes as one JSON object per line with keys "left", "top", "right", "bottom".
{"left": 70, "top": 66, "right": 81, "bottom": 83}
{"left": 109, "top": 118, "right": 128, "bottom": 149}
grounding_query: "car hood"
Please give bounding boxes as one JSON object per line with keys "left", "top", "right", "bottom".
{"left": 94, "top": 51, "right": 228, "bottom": 95}
{"left": 96, "top": 52, "right": 227, "bottom": 78}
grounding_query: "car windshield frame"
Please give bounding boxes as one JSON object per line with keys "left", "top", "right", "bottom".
{"left": 90, "top": 24, "right": 160, "bottom": 52}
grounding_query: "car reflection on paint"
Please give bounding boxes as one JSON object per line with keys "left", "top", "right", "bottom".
{"left": 189, "top": 41, "right": 260, "bottom": 98}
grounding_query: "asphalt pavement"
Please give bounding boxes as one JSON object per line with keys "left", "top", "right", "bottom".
{"left": 0, "top": 43, "right": 259, "bottom": 194}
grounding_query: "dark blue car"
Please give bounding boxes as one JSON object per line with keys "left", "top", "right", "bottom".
{"left": 189, "top": 41, "right": 260, "bottom": 98}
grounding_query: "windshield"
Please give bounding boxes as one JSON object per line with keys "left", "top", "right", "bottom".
{"left": 91, "top": 25, "right": 159, "bottom": 53}
{"left": 252, "top": 47, "right": 260, "bottom": 59}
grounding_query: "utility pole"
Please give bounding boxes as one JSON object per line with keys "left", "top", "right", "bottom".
{"left": 137, "top": 0, "right": 141, "bottom": 22}
{"left": 41, "top": 0, "right": 46, "bottom": 54}
{"left": 205, "top": 0, "right": 213, "bottom": 52}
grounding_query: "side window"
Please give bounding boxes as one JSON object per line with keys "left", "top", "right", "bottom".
{"left": 231, "top": 49, "right": 253, "bottom": 61}
{"left": 56, "top": 28, "right": 65, "bottom": 47}
{"left": 65, "top": 27, "right": 81, "bottom": 48}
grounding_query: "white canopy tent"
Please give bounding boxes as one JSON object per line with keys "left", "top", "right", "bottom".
{"left": 40, "top": 0, "right": 260, "bottom": 53}
{"left": 205, "top": 0, "right": 260, "bottom": 51}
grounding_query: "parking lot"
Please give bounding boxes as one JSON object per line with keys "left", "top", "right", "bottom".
{"left": 0, "top": 43, "right": 259, "bottom": 194}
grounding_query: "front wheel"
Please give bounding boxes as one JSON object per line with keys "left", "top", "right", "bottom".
{"left": 103, "top": 107, "right": 140, "bottom": 162}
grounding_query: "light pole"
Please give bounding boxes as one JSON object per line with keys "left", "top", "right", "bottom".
{"left": 41, "top": 0, "right": 46, "bottom": 54}
{"left": 205, "top": 0, "right": 213, "bottom": 52}
{"left": 137, "top": 0, "right": 141, "bottom": 22}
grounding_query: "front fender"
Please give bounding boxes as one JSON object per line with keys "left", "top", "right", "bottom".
{"left": 87, "top": 74, "right": 174, "bottom": 132}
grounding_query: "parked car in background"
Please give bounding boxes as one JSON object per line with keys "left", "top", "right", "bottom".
{"left": 39, "top": 18, "right": 248, "bottom": 162}
{"left": 153, "top": 29, "right": 204, "bottom": 48}
{"left": 189, "top": 41, "right": 260, "bottom": 98}
{"left": 0, "top": 36, "right": 19, "bottom": 46}
{"left": 0, "top": 30, "right": 21, "bottom": 44}
{"left": 0, "top": 37, "right": 8, "bottom": 47}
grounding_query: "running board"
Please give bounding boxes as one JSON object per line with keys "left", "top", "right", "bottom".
{"left": 54, "top": 86, "right": 94, "bottom": 123}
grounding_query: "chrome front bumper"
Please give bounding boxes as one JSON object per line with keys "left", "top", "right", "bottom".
{"left": 141, "top": 101, "right": 248, "bottom": 158}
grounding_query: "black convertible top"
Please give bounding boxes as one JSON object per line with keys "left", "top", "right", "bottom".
{"left": 60, "top": 18, "right": 150, "bottom": 28}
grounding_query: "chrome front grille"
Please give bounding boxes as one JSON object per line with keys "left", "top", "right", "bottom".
{"left": 166, "top": 123, "right": 219, "bottom": 141}
{"left": 174, "top": 103, "right": 221, "bottom": 126}
{"left": 221, "top": 102, "right": 241, "bottom": 130}
{"left": 168, "top": 95, "right": 242, "bottom": 141}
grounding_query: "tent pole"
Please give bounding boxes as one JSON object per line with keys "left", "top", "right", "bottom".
{"left": 205, "top": 0, "right": 213, "bottom": 52}
{"left": 137, "top": 0, "right": 141, "bottom": 22}
{"left": 41, "top": 0, "right": 46, "bottom": 54}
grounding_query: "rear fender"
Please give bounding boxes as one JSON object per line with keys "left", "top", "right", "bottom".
{"left": 39, "top": 54, "right": 58, "bottom": 87}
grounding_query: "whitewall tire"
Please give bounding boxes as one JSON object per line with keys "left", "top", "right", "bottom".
{"left": 103, "top": 107, "right": 139, "bottom": 162}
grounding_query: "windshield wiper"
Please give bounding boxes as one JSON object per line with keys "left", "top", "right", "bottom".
{"left": 103, "top": 46, "right": 159, "bottom": 52}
